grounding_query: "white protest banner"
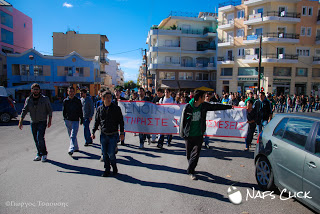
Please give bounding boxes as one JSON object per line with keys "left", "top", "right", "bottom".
{"left": 118, "top": 101, "right": 248, "bottom": 138}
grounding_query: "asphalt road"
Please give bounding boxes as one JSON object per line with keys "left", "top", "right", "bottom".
{"left": 0, "top": 111, "right": 316, "bottom": 214}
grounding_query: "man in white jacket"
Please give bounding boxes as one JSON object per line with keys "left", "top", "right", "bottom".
{"left": 157, "top": 88, "right": 175, "bottom": 149}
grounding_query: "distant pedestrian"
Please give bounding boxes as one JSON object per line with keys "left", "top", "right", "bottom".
{"left": 244, "top": 99, "right": 256, "bottom": 151}
{"left": 80, "top": 88, "right": 94, "bottom": 147}
{"left": 63, "top": 86, "right": 83, "bottom": 156}
{"left": 91, "top": 90, "right": 124, "bottom": 177}
{"left": 179, "top": 90, "right": 233, "bottom": 180}
{"left": 19, "top": 83, "right": 52, "bottom": 162}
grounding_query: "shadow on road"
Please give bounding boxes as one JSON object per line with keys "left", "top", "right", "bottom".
{"left": 47, "top": 159, "right": 103, "bottom": 176}
{"left": 0, "top": 119, "right": 30, "bottom": 127}
{"left": 71, "top": 150, "right": 101, "bottom": 160}
{"left": 115, "top": 173, "right": 230, "bottom": 202}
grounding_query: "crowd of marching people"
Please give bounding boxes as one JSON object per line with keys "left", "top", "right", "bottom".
{"left": 19, "top": 83, "right": 318, "bottom": 180}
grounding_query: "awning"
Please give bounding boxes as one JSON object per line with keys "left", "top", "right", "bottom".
{"left": 160, "top": 80, "right": 179, "bottom": 89}
{"left": 178, "top": 81, "right": 213, "bottom": 89}
{"left": 194, "top": 86, "right": 214, "bottom": 91}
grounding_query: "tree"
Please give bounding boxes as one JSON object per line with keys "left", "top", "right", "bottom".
{"left": 124, "top": 80, "right": 138, "bottom": 90}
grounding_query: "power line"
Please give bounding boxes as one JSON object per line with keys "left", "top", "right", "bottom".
{"left": 108, "top": 48, "right": 142, "bottom": 56}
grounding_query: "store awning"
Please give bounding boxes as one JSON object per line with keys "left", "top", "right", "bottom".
{"left": 160, "top": 80, "right": 179, "bottom": 89}
{"left": 178, "top": 81, "right": 213, "bottom": 89}
{"left": 194, "top": 86, "right": 214, "bottom": 91}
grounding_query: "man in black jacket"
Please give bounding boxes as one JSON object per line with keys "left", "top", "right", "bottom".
{"left": 179, "top": 90, "right": 233, "bottom": 180}
{"left": 91, "top": 90, "right": 124, "bottom": 177}
{"left": 63, "top": 86, "right": 83, "bottom": 156}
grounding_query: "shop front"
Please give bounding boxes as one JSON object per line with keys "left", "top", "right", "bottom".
{"left": 295, "top": 83, "right": 307, "bottom": 96}
{"left": 312, "top": 82, "right": 320, "bottom": 96}
{"left": 238, "top": 77, "right": 258, "bottom": 95}
{"left": 273, "top": 79, "right": 291, "bottom": 96}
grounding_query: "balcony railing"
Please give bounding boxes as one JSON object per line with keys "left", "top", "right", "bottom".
{"left": 21, "top": 75, "right": 45, "bottom": 82}
{"left": 218, "top": 0, "right": 241, "bottom": 8}
{"left": 218, "top": 39, "right": 234, "bottom": 43}
{"left": 246, "top": 11, "right": 301, "bottom": 20}
{"left": 262, "top": 53, "right": 298, "bottom": 60}
{"left": 245, "top": 33, "right": 299, "bottom": 40}
{"left": 150, "top": 26, "right": 216, "bottom": 35}
{"left": 217, "top": 56, "right": 234, "bottom": 61}
{"left": 313, "top": 57, "right": 320, "bottom": 62}
{"left": 197, "top": 44, "right": 216, "bottom": 51}
{"left": 218, "top": 20, "right": 234, "bottom": 25}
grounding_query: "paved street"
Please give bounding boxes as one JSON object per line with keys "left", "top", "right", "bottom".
{"left": 0, "top": 111, "right": 316, "bottom": 214}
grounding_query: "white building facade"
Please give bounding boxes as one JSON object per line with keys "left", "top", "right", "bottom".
{"left": 105, "top": 60, "right": 124, "bottom": 87}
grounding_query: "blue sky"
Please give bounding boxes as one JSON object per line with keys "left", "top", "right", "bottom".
{"left": 13, "top": 0, "right": 220, "bottom": 82}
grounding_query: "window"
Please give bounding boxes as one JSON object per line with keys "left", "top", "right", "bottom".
{"left": 316, "top": 49, "right": 320, "bottom": 56}
{"left": 297, "top": 48, "right": 310, "bottom": 56}
{"left": 307, "top": 27, "right": 312, "bottom": 37}
{"left": 165, "top": 40, "right": 172, "bottom": 47}
{"left": 165, "top": 56, "right": 172, "bottom": 63}
{"left": 282, "top": 118, "right": 313, "bottom": 148}
{"left": 221, "top": 68, "right": 233, "bottom": 76}
{"left": 302, "top": 6, "right": 307, "bottom": 16}
{"left": 34, "top": 65, "right": 43, "bottom": 76}
{"left": 65, "top": 67, "right": 73, "bottom": 76}
{"left": 237, "top": 10, "right": 245, "bottom": 19}
{"left": 212, "top": 72, "right": 217, "bottom": 81}
{"left": 179, "top": 72, "right": 193, "bottom": 80}
{"left": 238, "top": 48, "right": 245, "bottom": 57}
{"left": 159, "top": 72, "right": 175, "bottom": 80}
{"left": 308, "top": 7, "right": 313, "bottom": 16}
{"left": 313, "top": 68, "right": 320, "bottom": 77}
{"left": 273, "top": 67, "right": 291, "bottom": 76}
{"left": 238, "top": 67, "right": 262, "bottom": 76}
{"left": 255, "top": 28, "right": 263, "bottom": 36}
{"left": 75, "top": 67, "right": 84, "bottom": 77}
{"left": 20, "top": 65, "right": 30, "bottom": 75}
{"left": 296, "top": 68, "right": 308, "bottom": 77}
{"left": 0, "top": 11, "right": 13, "bottom": 28}
{"left": 1, "top": 28, "right": 13, "bottom": 45}
{"left": 236, "top": 29, "right": 244, "bottom": 37}
{"left": 301, "top": 27, "right": 306, "bottom": 36}
{"left": 273, "top": 118, "right": 289, "bottom": 138}
{"left": 196, "top": 72, "right": 209, "bottom": 81}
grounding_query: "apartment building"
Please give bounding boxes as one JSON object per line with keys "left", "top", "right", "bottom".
{"left": 217, "top": 0, "right": 320, "bottom": 96}
{"left": 6, "top": 49, "right": 101, "bottom": 101}
{"left": 105, "top": 60, "right": 124, "bottom": 87}
{"left": 53, "top": 31, "right": 109, "bottom": 85}
{"left": 0, "top": 0, "right": 33, "bottom": 86}
{"left": 146, "top": 11, "right": 218, "bottom": 91}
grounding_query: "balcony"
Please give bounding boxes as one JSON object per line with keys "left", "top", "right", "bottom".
{"left": 148, "top": 27, "right": 217, "bottom": 38}
{"left": 150, "top": 46, "right": 181, "bottom": 53}
{"left": 66, "top": 76, "right": 88, "bottom": 82}
{"left": 217, "top": 56, "right": 234, "bottom": 65}
{"left": 197, "top": 44, "right": 216, "bottom": 53}
{"left": 243, "top": 33, "right": 299, "bottom": 45}
{"left": 218, "top": 39, "right": 234, "bottom": 47}
{"left": 313, "top": 57, "right": 320, "bottom": 65}
{"left": 100, "top": 57, "right": 109, "bottom": 64}
{"left": 218, "top": 20, "right": 234, "bottom": 30}
{"left": 218, "top": 0, "right": 241, "bottom": 12}
{"left": 149, "top": 62, "right": 216, "bottom": 70}
{"left": 21, "top": 75, "right": 45, "bottom": 82}
{"left": 242, "top": 53, "right": 298, "bottom": 64}
{"left": 244, "top": 11, "right": 301, "bottom": 25}
{"left": 243, "top": 0, "right": 300, "bottom": 6}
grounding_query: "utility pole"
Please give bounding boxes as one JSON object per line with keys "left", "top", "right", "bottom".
{"left": 257, "top": 34, "right": 262, "bottom": 93}
{"left": 144, "top": 49, "right": 148, "bottom": 90}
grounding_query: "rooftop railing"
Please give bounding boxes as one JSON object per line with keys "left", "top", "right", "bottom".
{"left": 218, "top": 0, "right": 241, "bottom": 8}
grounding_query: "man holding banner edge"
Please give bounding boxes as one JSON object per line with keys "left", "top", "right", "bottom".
{"left": 179, "top": 90, "right": 233, "bottom": 180}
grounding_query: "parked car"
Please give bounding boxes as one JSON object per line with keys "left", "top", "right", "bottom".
{"left": 0, "top": 96, "right": 18, "bottom": 123}
{"left": 254, "top": 114, "right": 320, "bottom": 213}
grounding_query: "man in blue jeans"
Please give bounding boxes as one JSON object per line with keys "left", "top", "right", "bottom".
{"left": 91, "top": 90, "right": 124, "bottom": 177}
{"left": 253, "top": 92, "right": 272, "bottom": 133}
{"left": 80, "top": 88, "right": 94, "bottom": 146}
{"left": 19, "top": 83, "right": 52, "bottom": 162}
{"left": 63, "top": 86, "right": 83, "bottom": 156}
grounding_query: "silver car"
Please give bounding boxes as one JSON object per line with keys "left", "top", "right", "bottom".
{"left": 254, "top": 114, "right": 320, "bottom": 213}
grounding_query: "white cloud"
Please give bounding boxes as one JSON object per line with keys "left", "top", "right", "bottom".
{"left": 63, "top": 2, "right": 73, "bottom": 8}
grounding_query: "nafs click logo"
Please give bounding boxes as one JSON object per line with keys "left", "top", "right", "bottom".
{"left": 227, "top": 186, "right": 243, "bottom": 205}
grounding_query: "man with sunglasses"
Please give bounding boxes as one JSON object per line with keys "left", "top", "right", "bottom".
{"left": 19, "top": 83, "right": 52, "bottom": 162}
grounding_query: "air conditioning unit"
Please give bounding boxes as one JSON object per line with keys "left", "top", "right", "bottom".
{"left": 278, "top": 33, "right": 284, "bottom": 38}
{"left": 248, "top": 25, "right": 252, "bottom": 30}
{"left": 278, "top": 54, "right": 284, "bottom": 59}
